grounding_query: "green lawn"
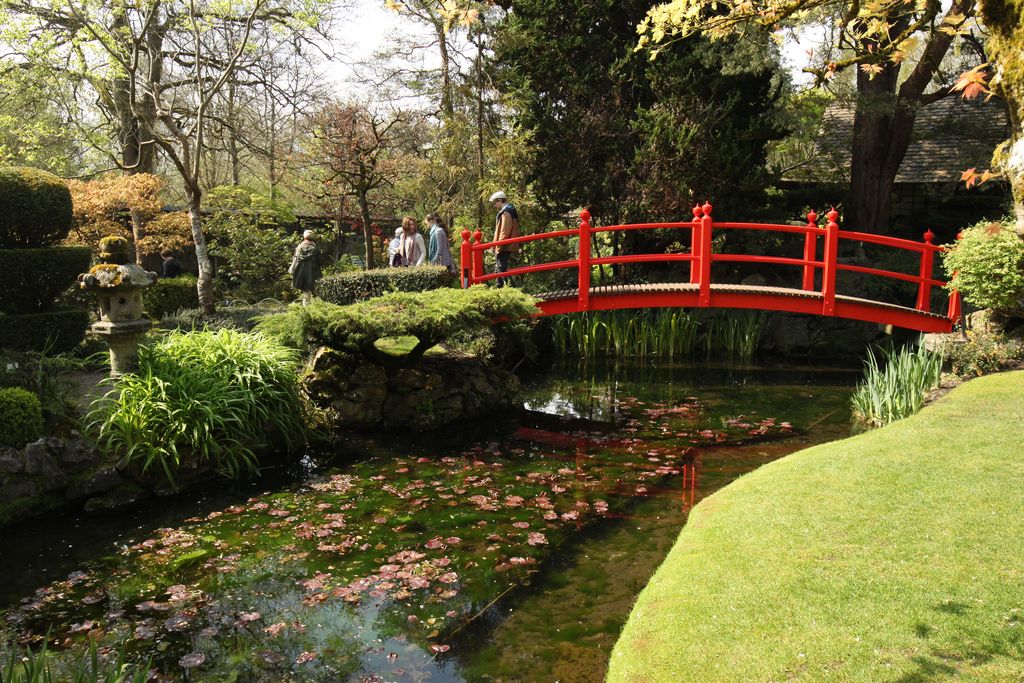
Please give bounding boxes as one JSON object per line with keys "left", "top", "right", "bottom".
{"left": 608, "top": 371, "right": 1024, "bottom": 682}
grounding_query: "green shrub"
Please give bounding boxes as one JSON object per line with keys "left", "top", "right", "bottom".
{"left": 0, "top": 386, "right": 44, "bottom": 447}
{"left": 851, "top": 344, "right": 943, "bottom": 428}
{"left": 88, "top": 329, "right": 306, "bottom": 486}
{"left": 0, "top": 349, "right": 89, "bottom": 421}
{"left": 943, "top": 220, "right": 1024, "bottom": 312}
{"left": 0, "top": 309, "right": 90, "bottom": 353}
{"left": 0, "top": 166, "right": 74, "bottom": 248}
{"left": 142, "top": 274, "right": 199, "bottom": 319}
{"left": 158, "top": 305, "right": 268, "bottom": 333}
{"left": 258, "top": 286, "right": 537, "bottom": 365}
{"left": 0, "top": 246, "right": 91, "bottom": 314}
{"left": 943, "top": 331, "right": 1022, "bottom": 378}
{"left": 315, "top": 266, "right": 452, "bottom": 305}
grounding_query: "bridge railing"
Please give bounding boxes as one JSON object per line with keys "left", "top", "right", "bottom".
{"left": 459, "top": 203, "right": 961, "bottom": 323}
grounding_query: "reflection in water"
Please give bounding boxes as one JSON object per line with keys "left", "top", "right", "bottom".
{"left": 0, "top": 361, "right": 853, "bottom": 682}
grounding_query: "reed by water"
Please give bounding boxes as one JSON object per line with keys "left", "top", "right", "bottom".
{"left": 551, "top": 310, "right": 764, "bottom": 361}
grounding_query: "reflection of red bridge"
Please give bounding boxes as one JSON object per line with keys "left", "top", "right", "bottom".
{"left": 460, "top": 204, "right": 961, "bottom": 333}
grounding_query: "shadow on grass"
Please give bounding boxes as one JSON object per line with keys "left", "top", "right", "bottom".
{"left": 895, "top": 601, "right": 1024, "bottom": 683}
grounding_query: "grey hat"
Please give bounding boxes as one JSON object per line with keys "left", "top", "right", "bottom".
{"left": 489, "top": 191, "right": 507, "bottom": 202}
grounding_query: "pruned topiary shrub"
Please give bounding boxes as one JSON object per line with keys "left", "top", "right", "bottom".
{"left": 0, "top": 168, "right": 88, "bottom": 353}
{"left": 0, "top": 247, "right": 91, "bottom": 314}
{"left": 0, "top": 167, "right": 74, "bottom": 248}
{"left": 142, "top": 274, "right": 199, "bottom": 319}
{"left": 943, "top": 220, "right": 1024, "bottom": 313}
{"left": 258, "top": 286, "right": 537, "bottom": 366}
{"left": 0, "top": 309, "right": 92, "bottom": 353}
{"left": 315, "top": 266, "right": 452, "bottom": 305}
{"left": 0, "top": 386, "right": 44, "bottom": 447}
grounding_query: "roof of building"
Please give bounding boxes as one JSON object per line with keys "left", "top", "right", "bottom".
{"left": 783, "top": 96, "right": 1009, "bottom": 185}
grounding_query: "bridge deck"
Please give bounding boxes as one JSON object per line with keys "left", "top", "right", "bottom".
{"left": 534, "top": 283, "right": 949, "bottom": 330}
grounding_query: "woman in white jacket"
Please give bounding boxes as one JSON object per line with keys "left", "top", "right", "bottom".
{"left": 400, "top": 216, "right": 427, "bottom": 267}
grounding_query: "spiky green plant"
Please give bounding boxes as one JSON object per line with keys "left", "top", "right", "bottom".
{"left": 851, "top": 344, "right": 943, "bottom": 428}
{"left": 1, "top": 639, "right": 150, "bottom": 683}
{"left": 551, "top": 309, "right": 762, "bottom": 360}
{"left": 87, "top": 329, "right": 306, "bottom": 486}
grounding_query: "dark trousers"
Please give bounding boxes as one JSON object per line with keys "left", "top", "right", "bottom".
{"left": 495, "top": 251, "right": 513, "bottom": 287}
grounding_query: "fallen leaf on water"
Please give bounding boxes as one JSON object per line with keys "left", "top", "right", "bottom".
{"left": 179, "top": 653, "right": 206, "bottom": 669}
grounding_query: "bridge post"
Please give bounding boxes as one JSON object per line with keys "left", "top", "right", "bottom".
{"left": 690, "top": 204, "right": 702, "bottom": 285}
{"left": 472, "top": 230, "right": 484, "bottom": 283}
{"left": 916, "top": 230, "right": 936, "bottom": 311}
{"left": 578, "top": 209, "right": 592, "bottom": 311}
{"left": 698, "top": 202, "right": 713, "bottom": 307}
{"left": 802, "top": 210, "right": 818, "bottom": 291}
{"left": 946, "top": 231, "right": 963, "bottom": 325}
{"left": 460, "top": 229, "right": 472, "bottom": 288}
{"left": 821, "top": 208, "right": 840, "bottom": 315}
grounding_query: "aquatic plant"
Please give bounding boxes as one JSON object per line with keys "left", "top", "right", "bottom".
{"left": 850, "top": 344, "right": 942, "bottom": 428}
{"left": 88, "top": 329, "right": 306, "bottom": 486}
{"left": 0, "top": 639, "right": 150, "bottom": 683}
{"left": 551, "top": 309, "right": 764, "bottom": 361}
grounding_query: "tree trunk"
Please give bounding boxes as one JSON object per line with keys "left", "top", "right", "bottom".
{"left": 129, "top": 208, "right": 145, "bottom": 265}
{"left": 358, "top": 191, "right": 374, "bottom": 269}
{"left": 847, "top": 64, "right": 919, "bottom": 232}
{"left": 187, "top": 189, "right": 216, "bottom": 313}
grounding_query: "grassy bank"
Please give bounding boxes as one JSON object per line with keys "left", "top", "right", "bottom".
{"left": 609, "top": 371, "right": 1024, "bottom": 682}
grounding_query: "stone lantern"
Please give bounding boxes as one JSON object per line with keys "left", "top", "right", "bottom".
{"left": 78, "top": 236, "right": 157, "bottom": 377}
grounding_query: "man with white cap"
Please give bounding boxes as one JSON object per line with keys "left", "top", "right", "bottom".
{"left": 489, "top": 190, "right": 520, "bottom": 286}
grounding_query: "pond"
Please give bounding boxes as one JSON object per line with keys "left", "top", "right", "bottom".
{"left": 0, "top": 360, "right": 855, "bottom": 681}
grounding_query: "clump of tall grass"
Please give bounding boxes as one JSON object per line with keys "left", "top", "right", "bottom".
{"left": 551, "top": 309, "right": 764, "bottom": 361}
{"left": 851, "top": 344, "right": 943, "bottom": 428}
{"left": 1, "top": 638, "right": 150, "bottom": 683}
{"left": 88, "top": 329, "right": 306, "bottom": 486}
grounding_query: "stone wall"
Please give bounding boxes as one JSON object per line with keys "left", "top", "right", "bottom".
{"left": 0, "top": 433, "right": 128, "bottom": 526}
{"left": 304, "top": 348, "right": 517, "bottom": 431}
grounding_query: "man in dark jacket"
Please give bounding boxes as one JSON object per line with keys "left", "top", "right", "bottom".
{"left": 160, "top": 249, "right": 184, "bottom": 278}
{"left": 289, "top": 230, "right": 323, "bottom": 305}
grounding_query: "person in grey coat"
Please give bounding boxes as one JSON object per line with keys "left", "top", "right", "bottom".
{"left": 289, "top": 229, "right": 323, "bottom": 305}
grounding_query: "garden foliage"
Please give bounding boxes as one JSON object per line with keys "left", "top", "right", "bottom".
{"left": 943, "top": 220, "right": 1024, "bottom": 312}
{"left": 142, "top": 274, "right": 200, "bottom": 319}
{"left": 88, "top": 329, "right": 306, "bottom": 486}
{"left": 850, "top": 344, "right": 943, "bottom": 428}
{"left": 206, "top": 185, "right": 297, "bottom": 301}
{"left": 315, "top": 266, "right": 452, "bottom": 305}
{"left": 258, "top": 286, "right": 537, "bottom": 365}
{"left": 943, "top": 331, "right": 1023, "bottom": 378}
{"left": 0, "top": 166, "right": 73, "bottom": 248}
{"left": 0, "top": 386, "right": 44, "bottom": 448}
{"left": 158, "top": 306, "right": 267, "bottom": 334}
{"left": 0, "top": 246, "right": 90, "bottom": 315}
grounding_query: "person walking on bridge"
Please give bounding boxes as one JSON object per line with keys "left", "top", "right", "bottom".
{"left": 489, "top": 191, "right": 520, "bottom": 287}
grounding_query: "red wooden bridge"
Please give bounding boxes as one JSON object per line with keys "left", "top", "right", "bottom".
{"left": 459, "top": 204, "right": 961, "bottom": 334}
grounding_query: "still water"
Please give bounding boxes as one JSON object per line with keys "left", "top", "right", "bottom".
{"left": 0, "top": 361, "right": 854, "bottom": 681}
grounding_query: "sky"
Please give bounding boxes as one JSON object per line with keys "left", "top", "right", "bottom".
{"left": 326, "top": 1, "right": 822, "bottom": 95}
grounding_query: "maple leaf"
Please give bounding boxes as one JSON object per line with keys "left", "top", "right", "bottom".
{"left": 953, "top": 64, "right": 991, "bottom": 100}
{"left": 961, "top": 168, "right": 979, "bottom": 189}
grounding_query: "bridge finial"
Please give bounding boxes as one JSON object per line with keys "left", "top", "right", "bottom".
{"left": 826, "top": 207, "right": 839, "bottom": 225}
{"left": 923, "top": 229, "right": 935, "bottom": 244}
{"left": 580, "top": 208, "right": 591, "bottom": 225}
{"left": 701, "top": 201, "right": 712, "bottom": 217}
{"left": 692, "top": 204, "right": 702, "bottom": 220}
{"left": 461, "top": 229, "right": 471, "bottom": 242}
{"left": 807, "top": 209, "right": 818, "bottom": 225}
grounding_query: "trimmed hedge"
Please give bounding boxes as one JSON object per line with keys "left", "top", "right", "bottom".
{"left": 0, "top": 247, "right": 91, "bottom": 314}
{"left": 0, "top": 309, "right": 90, "bottom": 353}
{"left": 315, "top": 266, "right": 452, "bottom": 305}
{"left": 142, "top": 275, "right": 199, "bottom": 319}
{"left": 0, "top": 167, "right": 74, "bottom": 248}
{"left": 258, "top": 286, "right": 537, "bottom": 365}
{"left": 0, "top": 386, "right": 44, "bottom": 448}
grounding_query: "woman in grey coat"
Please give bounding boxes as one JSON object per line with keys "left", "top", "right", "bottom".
{"left": 289, "top": 229, "right": 323, "bottom": 305}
